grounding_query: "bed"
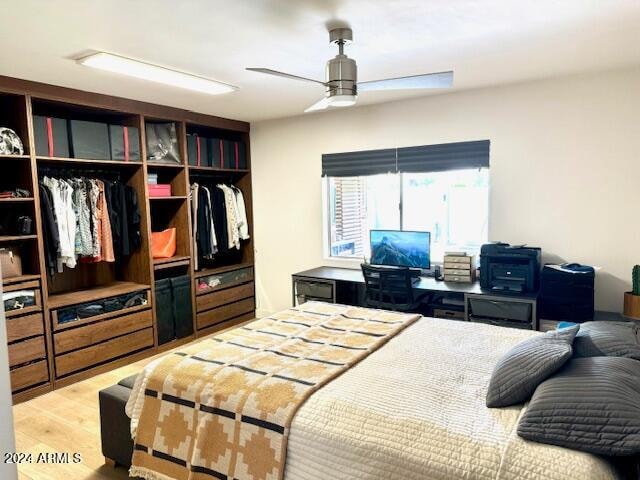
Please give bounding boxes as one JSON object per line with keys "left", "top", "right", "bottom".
{"left": 126, "top": 302, "right": 617, "bottom": 480}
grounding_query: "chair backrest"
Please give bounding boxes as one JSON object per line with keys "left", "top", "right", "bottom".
{"left": 361, "top": 263, "right": 415, "bottom": 311}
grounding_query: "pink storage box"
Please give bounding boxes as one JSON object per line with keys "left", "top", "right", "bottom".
{"left": 148, "top": 184, "right": 172, "bottom": 197}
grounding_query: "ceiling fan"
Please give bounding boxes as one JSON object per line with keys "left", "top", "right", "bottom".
{"left": 247, "top": 27, "right": 453, "bottom": 113}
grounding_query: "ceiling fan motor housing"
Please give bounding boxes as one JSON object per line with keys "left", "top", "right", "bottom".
{"left": 326, "top": 27, "right": 357, "bottom": 97}
{"left": 326, "top": 55, "right": 357, "bottom": 96}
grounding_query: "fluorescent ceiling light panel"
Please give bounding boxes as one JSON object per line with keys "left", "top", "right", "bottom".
{"left": 78, "top": 52, "right": 237, "bottom": 95}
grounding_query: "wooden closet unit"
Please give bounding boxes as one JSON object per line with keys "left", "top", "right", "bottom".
{"left": 0, "top": 75, "right": 254, "bottom": 403}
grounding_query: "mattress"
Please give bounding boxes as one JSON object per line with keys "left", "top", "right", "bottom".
{"left": 284, "top": 315, "right": 617, "bottom": 480}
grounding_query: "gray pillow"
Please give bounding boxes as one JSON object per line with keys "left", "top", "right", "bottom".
{"left": 573, "top": 321, "right": 640, "bottom": 360}
{"left": 486, "top": 325, "right": 580, "bottom": 408}
{"left": 518, "top": 356, "right": 640, "bottom": 456}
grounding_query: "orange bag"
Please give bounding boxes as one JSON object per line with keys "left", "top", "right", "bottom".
{"left": 151, "top": 228, "right": 177, "bottom": 259}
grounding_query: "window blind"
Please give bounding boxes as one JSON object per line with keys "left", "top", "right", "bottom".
{"left": 321, "top": 148, "right": 397, "bottom": 177}
{"left": 322, "top": 140, "right": 490, "bottom": 177}
{"left": 397, "top": 140, "right": 490, "bottom": 173}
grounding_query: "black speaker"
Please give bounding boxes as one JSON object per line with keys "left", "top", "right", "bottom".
{"left": 539, "top": 264, "right": 594, "bottom": 322}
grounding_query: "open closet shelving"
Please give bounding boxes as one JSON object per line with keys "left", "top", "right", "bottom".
{"left": 0, "top": 75, "right": 254, "bottom": 403}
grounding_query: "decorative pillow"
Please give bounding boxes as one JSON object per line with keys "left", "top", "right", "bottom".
{"left": 518, "top": 356, "right": 640, "bottom": 456}
{"left": 486, "top": 325, "right": 580, "bottom": 408}
{"left": 573, "top": 321, "right": 640, "bottom": 360}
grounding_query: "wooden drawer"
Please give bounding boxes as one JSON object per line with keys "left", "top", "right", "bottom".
{"left": 55, "top": 327, "right": 154, "bottom": 378}
{"left": 6, "top": 312, "right": 44, "bottom": 343}
{"left": 8, "top": 336, "right": 46, "bottom": 368}
{"left": 197, "top": 297, "right": 255, "bottom": 330}
{"left": 196, "top": 267, "right": 254, "bottom": 295}
{"left": 197, "top": 282, "right": 254, "bottom": 313}
{"left": 54, "top": 308, "right": 153, "bottom": 355}
{"left": 10, "top": 360, "right": 49, "bottom": 392}
{"left": 443, "top": 256, "right": 472, "bottom": 264}
{"left": 4, "top": 281, "right": 42, "bottom": 318}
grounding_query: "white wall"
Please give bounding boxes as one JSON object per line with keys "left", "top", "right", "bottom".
{"left": 0, "top": 275, "right": 17, "bottom": 479}
{"left": 250, "top": 66, "right": 640, "bottom": 316}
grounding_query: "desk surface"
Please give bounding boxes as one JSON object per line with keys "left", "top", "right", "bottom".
{"left": 293, "top": 266, "right": 485, "bottom": 295}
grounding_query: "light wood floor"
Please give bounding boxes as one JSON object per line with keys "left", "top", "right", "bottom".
{"left": 12, "top": 324, "right": 249, "bottom": 480}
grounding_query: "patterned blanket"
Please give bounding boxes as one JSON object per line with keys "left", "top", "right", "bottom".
{"left": 127, "top": 302, "right": 419, "bottom": 480}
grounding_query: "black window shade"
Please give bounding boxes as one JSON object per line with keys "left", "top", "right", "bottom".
{"left": 397, "top": 140, "right": 490, "bottom": 173}
{"left": 322, "top": 140, "right": 489, "bottom": 177}
{"left": 321, "top": 148, "right": 397, "bottom": 177}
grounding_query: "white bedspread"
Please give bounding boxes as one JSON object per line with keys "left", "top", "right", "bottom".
{"left": 285, "top": 316, "right": 617, "bottom": 480}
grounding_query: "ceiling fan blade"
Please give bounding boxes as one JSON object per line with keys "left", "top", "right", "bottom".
{"left": 304, "top": 97, "right": 331, "bottom": 113}
{"left": 246, "top": 68, "right": 326, "bottom": 85}
{"left": 358, "top": 71, "right": 453, "bottom": 92}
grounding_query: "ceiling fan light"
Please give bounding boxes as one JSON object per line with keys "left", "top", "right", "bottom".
{"left": 328, "top": 94, "right": 357, "bottom": 107}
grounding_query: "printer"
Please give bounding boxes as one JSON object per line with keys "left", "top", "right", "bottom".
{"left": 479, "top": 243, "right": 541, "bottom": 294}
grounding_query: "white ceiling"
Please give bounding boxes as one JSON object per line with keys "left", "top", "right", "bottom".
{"left": 2, "top": 0, "right": 639, "bottom": 122}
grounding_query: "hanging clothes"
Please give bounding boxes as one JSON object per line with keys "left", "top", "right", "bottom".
{"left": 39, "top": 183, "right": 60, "bottom": 276}
{"left": 231, "top": 185, "right": 249, "bottom": 241}
{"left": 189, "top": 181, "right": 249, "bottom": 268}
{"left": 39, "top": 175, "right": 141, "bottom": 275}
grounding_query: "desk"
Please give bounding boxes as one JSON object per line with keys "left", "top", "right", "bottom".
{"left": 292, "top": 266, "right": 539, "bottom": 330}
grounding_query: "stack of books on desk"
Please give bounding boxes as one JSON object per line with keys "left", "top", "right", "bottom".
{"left": 443, "top": 252, "right": 475, "bottom": 283}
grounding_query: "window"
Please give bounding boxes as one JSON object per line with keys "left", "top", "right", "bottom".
{"left": 327, "top": 168, "right": 489, "bottom": 262}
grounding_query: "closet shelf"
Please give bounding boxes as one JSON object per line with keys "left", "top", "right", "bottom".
{"left": 0, "top": 197, "right": 34, "bottom": 203}
{"left": 0, "top": 154, "right": 30, "bottom": 160}
{"left": 48, "top": 281, "right": 150, "bottom": 309}
{"left": 194, "top": 262, "right": 253, "bottom": 279}
{"left": 154, "top": 255, "right": 191, "bottom": 270}
{"left": 188, "top": 166, "right": 249, "bottom": 174}
{"left": 147, "top": 162, "right": 185, "bottom": 169}
{"left": 0, "top": 235, "right": 37, "bottom": 242}
{"left": 2, "top": 274, "right": 40, "bottom": 286}
{"left": 36, "top": 156, "right": 143, "bottom": 167}
{"left": 149, "top": 196, "right": 187, "bottom": 201}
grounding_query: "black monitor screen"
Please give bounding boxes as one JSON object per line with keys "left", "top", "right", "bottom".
{"left": 370, "top": 230, "right": 431, "bottom": 269}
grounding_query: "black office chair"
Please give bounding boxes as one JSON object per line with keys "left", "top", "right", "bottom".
{"left": 361, "top": 264, "right": 429, "bottom": 312}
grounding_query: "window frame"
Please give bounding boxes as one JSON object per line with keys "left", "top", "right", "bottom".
{"left": 322, "top": 169, "right": 490, "bottom": 267}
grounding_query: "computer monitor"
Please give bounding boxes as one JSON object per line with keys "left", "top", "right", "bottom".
{"left": 369, "top": 230, "right": 431, "bottom": 270}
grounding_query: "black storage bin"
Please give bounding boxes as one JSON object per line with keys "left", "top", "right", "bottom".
{"left": 223, "top": 140, "right": 236, "bottom": 169}
{"left": 146, "top": 122, "right": 180, "bottom": 164}
{"left": 109, "top": 125, "right": 140, "bottom": 161}
{"left": 187, "top": 134, "right": 209, "bottom": 167}
{"left": 155, "top": 278, "right": 175, "bottom": 345}
{"left": 33, "top": 116, "right": 70, "bottom": 157}
{"left": 238, "top": 141, "right": 247, "bottom": 169}
{"left": 209, "top": 138, "right": 223, "bottom": 168}
{"left": 171, "top": 275, "right": 194, "bottom": 339}
{"left": 539, "top": 264, "right": 594, "bottom": 322}
{"left": 69, "top": 119, "right": 111, "bottom": 159}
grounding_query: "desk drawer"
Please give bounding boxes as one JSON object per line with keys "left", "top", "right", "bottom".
{"left": 6, "top": 312, "right": 44, "bottom": 343}
{"left": 295, "top": 280, "right": 334, "bottom": 300}
{"left": 469, "top": 298, "right": 531, "bottom": 322}
{"left": 8, "top": 336, "right": 46, "bottom": 368}
{"left": 433, "top": 309, "right": 465, "bottom": 321}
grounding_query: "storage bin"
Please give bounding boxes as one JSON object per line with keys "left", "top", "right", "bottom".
{"left": 155, "top": 275, "right": 193, "bottom": 345}
{"left": 148, "top": 184, "right": 172, "bottom": 197}
{"left": 151, "top": 228, "right": 177, "bottom": 259}
{"left": 187, "top": 134, "right": 209, "bottom": 166}
{"left": 146, "top": 122, "right": 180, "bottom": 163}
{"left": 69, "top": 119, "right": 111, "bottom": 159}
{"left": 108, "top": 125, "right": 140, "bottom": 161}
{"left": 33, "top": 116, "right": 69, "bottom": 157}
